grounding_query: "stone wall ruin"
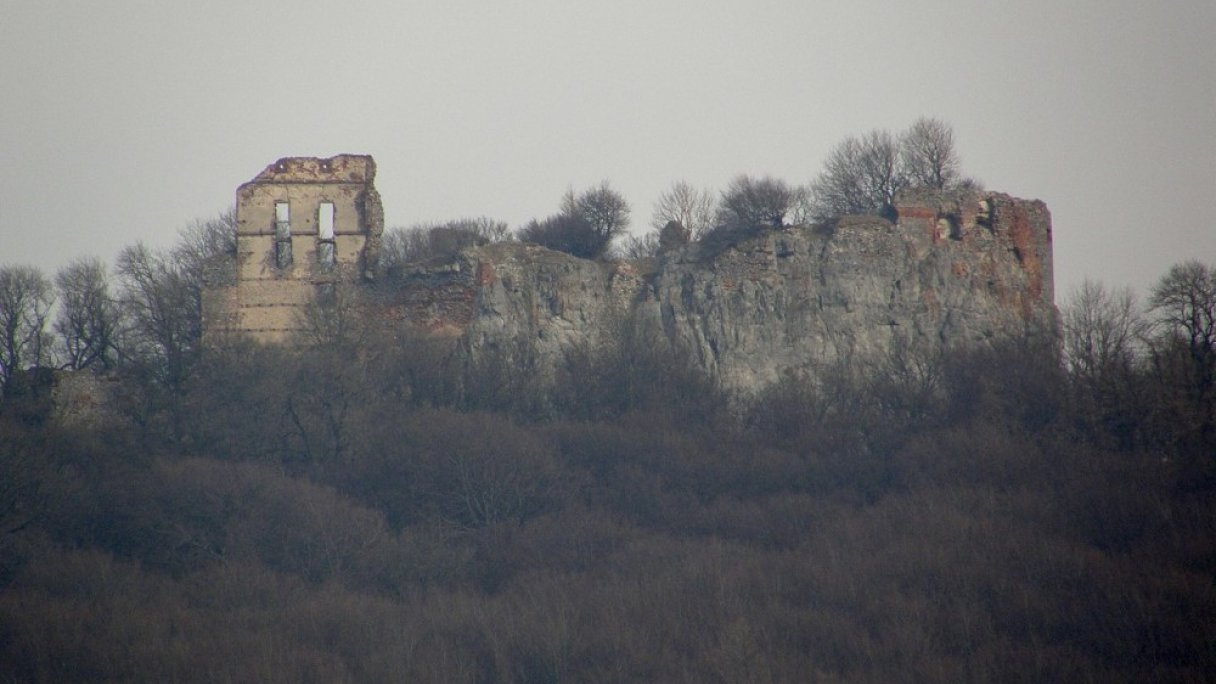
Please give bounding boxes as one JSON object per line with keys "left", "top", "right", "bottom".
{"left": 202, "top": 155, "right": 383, "bottom": 343}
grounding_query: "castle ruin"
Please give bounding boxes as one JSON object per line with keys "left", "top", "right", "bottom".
{"left": 202, "top": 155, "right": 383, "bottom": 343}
{"left": 203, "top": 155, "right": 1055, "bottom": 392}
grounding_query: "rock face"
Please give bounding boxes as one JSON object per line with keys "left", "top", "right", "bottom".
{"left": 383, "top": 190, "right": 1055, "bottom": 393}
{"left": 383, "top": 242, "right": 645, "bottom": 367}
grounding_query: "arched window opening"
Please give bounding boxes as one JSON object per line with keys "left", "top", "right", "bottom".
{"left": 937, "top": 215, "right": 962, "bottom": 241}
{"left": 976, "top": 199, "right": 993, "bottom": 227}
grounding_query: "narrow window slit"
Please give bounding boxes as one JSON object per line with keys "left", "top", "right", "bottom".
{"left": 318, "top": 201, "right": 335, "bottom": 269}
{"left": 274, "top": 201, "right": 292, "bottom": 268}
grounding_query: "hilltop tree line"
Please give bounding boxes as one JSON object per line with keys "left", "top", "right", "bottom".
{"left": 0, "top": 213, "right": 235, "bottom": 402}
{"left": 382, "top": 117, "right": 974, "bottom": 265}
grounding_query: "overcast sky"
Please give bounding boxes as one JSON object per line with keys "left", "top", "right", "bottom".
{"left": 2, "top": 0, "right": 1213, "bottom": 300}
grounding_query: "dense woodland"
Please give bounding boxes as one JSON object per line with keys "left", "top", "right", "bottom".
{"left": 2, "top": 248, "right": 1214, "bottom": 682}
{"left": 2, "top": 121, "right": 1215, "bottom": 681}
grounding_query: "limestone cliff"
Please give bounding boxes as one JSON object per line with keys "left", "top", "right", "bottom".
{"left": 385, "top": 189, "right": 1054, "bottom": 393}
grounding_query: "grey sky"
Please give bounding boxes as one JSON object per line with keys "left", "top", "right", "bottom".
{"left": 2, "top": 0, "right": 1213, "bottom": 300}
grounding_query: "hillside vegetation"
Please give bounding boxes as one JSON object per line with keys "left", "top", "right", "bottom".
{"left": 1, "top": 121, "right": 1212, "bottom": 680}
{"left": 1, "top": 264, "right": 1214, "bottom": 682}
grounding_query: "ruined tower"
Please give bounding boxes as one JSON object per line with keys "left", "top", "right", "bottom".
{"left": 203, "top": 155, "right": 383, "bottom": 343}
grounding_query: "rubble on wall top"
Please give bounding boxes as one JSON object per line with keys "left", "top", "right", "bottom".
{"left": 247, "top": 154, "right": 376, "bottom": 185}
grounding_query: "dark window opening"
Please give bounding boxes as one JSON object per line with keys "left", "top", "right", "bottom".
{"left": 938, "top": 215, "right": 962, "bottom": 241}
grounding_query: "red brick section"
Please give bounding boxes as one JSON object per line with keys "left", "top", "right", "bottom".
{"left": 896, "top": 205, "right": 938, "bottom": 243}
{"left": 1006, "top": 205, "right": 1043, "bottom": 320}
{"left": 476, "top": 261, "right": 495, "bottom": 287}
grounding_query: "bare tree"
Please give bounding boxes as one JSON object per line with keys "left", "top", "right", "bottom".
{"left": 459, "top": 216, "right": 512, "bottom": 244}
{"left": 809, "top": 130, "right": 905, "bottom": 220}
{"left": 1149, "top": 262, "right": 1216, "bottom": 411}
{"left": 380, "top": 227, "right": 430, "bottom": 270}
{"left": 381, "top": 217, "right": 511, "bottom": 272}
{"left": 283, "top": 346, "right": 370, "bottom": 465}
{"left": 115, "top": 244, "right": 200, "bottom": 390}
{"left": 651, "top": 181, "right": 715, "bottom": 240}
{"left": 857, "top": 129, "right": 905, "bottom": 212}
{"left": 715, "top": 175, "right": 798, "bottom": 230}
{"left": 175, "top": 209, "right": 238, "bottom": 287}
{"left": 900, "top": 117, "right": 961, "bottom": 190}
{"left": 405, "top": 411, "right": 561, "bottom": 528}
{"left": 522, "top": 183, "right": 631, "bottom": 259}
{"left": 1062, "top": 280, "right": 1150, "bottom": 446}
{"left": 110, "top": 210, "right": 241, "bottom": 388}
{"left": 616, "top": 232, "right": 661, "bottom": 260}
{"left": 519, "top": 214, "right": 607, "bottom": 259}
{"left": 0, "top": 265, "right": 54, "bottom": 396}
{"left": 54, "top": 258, "right": 121, "bottom": 371}
{"left": 568, "top": 181, "right": 631, "bottom": 245}
{"left": 808, "top": 137, "right": 870, "bottom": 220}
{"left": 1150, "top": 261, "right": 1216, "bottom": 361}
{"left": 1062, "top": 280, "right": 1146, "bottom": 382}
{"left": 810, "top": 119, "right": 971, "bottom": 221}
{"left": 1140, "top": 261, "right": 1216, "bottom": 462}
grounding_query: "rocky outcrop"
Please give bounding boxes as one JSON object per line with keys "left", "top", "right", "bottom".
{"left": 383, "top": 242, "right": 645, "bottom": 368}
{"left": 383, "top": 189, "right": 1054, "bottom": 393}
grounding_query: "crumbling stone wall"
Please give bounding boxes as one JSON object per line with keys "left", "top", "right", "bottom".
{"left": 202, "top": 155, "right": 383, "bottom": 343}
